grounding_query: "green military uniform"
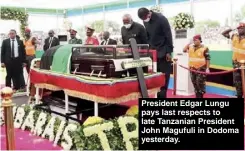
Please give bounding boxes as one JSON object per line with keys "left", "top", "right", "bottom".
{"left": 232, "top": 61, "right": 244, "bottom": 98}
{"left": 68, "top": 38, "right": 83, "bottom": 44}
{"left": 190, "top": 66, "right": 207, "bottom": 95}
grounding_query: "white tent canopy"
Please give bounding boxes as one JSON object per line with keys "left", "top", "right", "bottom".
{"left": 0, "top": 0, "right": 119, "bottom": 9}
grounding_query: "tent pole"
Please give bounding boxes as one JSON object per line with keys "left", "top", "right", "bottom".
{"left": 103, "top": 4, "right": 105, "bottom": 31}
{"left": 56, "top": 9, "right": 58, "bottom": 34}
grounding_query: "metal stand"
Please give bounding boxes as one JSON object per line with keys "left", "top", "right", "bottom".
{"left": 1, "top": 87, "right": 15, "bottom": 150}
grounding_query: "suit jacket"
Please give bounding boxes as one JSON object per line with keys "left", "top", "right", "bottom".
{"left": 43, "top": 37, "right": 60, "bottom": 51}
{"left": 100, "top": 38, "right": 117, "bottom": 45}
{"left": 1, "top": 38, "right": 26, "bottom": 64}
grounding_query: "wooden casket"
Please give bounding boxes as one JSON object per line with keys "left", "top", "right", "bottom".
{"left": 71, "top": 45, "right": 153, "bottom": 78}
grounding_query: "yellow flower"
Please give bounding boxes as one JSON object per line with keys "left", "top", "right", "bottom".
{"left": 83, "top": 116, "right": 104, "bottom": 126}
{"left": 126, "top": 105, "right": 138, "bottom": 116}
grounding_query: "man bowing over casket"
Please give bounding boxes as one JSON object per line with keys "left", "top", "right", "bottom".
{"left": 85, "top": 25, "right": 99, "bottom": 45}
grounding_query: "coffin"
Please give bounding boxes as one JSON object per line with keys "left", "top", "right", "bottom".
{"left": 71, "top": 45, "right": 152, "bottom": 78}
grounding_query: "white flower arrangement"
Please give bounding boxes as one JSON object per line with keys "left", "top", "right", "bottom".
{"left": 21, "top": 110, "right": 35, "bottom": 131}
{"left": 173, "top": 13, "right": 195, "bottom": 30}
{"left": 32, "top": 112, "right": 47, "bottom": 136}
{"left": 1, "top": 105, "right": 140, "bottom": 150}
{"left": 61, "top": 123, "right": 77, "bottom": 150}
{"left": 14, "top": 107, "right": 25, "bottom": 128}
{"left": 53, "top": 120, "right": 66, "bottom": 146}
{"left": 150, "top": 5, "right": 163, "bottom": 13}
{"left": 83, "top": 122, "right": 114, "bottom": 150}
{"left": 13, "top": 106, "right": 17, "bottom": 118}
{"left": 42, "top": 116, "right": 56, "bottom": 141}
{"left": 117, "top": 116, "right": 138, "bottom": 150}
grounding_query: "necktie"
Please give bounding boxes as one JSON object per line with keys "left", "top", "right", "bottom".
{"left": 11, "top": 39, "right": 15, "bottom": 58}
{"left": 49, "top": 37, "right": 53, "bottom": 49}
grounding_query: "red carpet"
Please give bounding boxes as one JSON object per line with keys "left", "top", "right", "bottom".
{"left": 0, "top": 126, "right": 62, "bottom": 150}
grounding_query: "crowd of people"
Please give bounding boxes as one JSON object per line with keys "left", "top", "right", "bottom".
{"left": 0, "top": 7, "right": 244, "bottom": 99}
{"left": 202, "top": 26, "right": 231, "bottom": 44}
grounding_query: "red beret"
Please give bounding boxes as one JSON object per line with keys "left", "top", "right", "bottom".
{"left": 237, "top": 22, "right": 245, "bottom": 29}
{"left": 25, "top": 28, "right": 31, "bottom": 33}
{"left": 193, "top": 34, "right": 201, "bottom": 41}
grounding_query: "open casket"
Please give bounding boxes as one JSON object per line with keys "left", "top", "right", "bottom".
{"left": 71, "top": 44, "right": 152, "bottom": 78}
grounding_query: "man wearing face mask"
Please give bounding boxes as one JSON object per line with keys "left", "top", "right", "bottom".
{"left": 121, "top": 14, "right": 147, "bottom": 44}
{"left": 222, "top": 22, "right": 245, "bottom": 98}
{"left": 101, "top": 31, "right": 117, "bottom": 45}
{"left": 43, "top": 30, "right": 60, "bottom": 51}
{"left": 138, "top": 7, "right": 173, "bottom": 98}
{"left": 85, "top": 25, "right": 99, "bottom": 45}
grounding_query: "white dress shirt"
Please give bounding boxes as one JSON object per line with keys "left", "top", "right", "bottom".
{"left": 48, "top": 37, "right": 53, "bottom": 49}
{"left": 102, "top": 39, "right": 109, "bottom": 45}
{"left": 10, "top": 38, "right": 19, "bottom": 58}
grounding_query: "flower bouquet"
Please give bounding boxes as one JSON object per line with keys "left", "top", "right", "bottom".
{"left": 173, "top": 13, "right": 195, "bottom": 38}
{"left": 173, "top": 13, "right": 195, "bottom": 30}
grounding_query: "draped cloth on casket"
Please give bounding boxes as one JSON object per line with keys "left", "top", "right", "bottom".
{"left": 40, "top": 45, "right": 74, "bottom": 74}
{"left": 40, "top": 45, "right": 62, "bottom": 70}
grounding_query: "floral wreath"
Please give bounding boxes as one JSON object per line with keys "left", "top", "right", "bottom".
{"left": 173, "top": 13, "right": 195, "bottom": 30}
{"left": 0, "top": 105, "right": 139, "bottom": 150}
{"left": 1, "top": 8, "right": 28, "bottom": 37}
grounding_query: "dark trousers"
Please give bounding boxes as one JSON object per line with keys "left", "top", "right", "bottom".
{"left": 157, "top": 57, "right": 172, "bottom": 98}
{"left": 5, "top": 58, "right": 24, "bottom": 90}
{"left": 26, "top": 55, "right": 35, "bottom": 73}
{"left": 233, "top": 61, "right": 244, "bottom": 98}
{"left": 190, "top": 66, "right": 206, "bottom": 97}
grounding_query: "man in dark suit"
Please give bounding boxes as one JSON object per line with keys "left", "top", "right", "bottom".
{"left": 43, "top": 30, "right": 60, "bottom": 51}
{"left": 101, "top": 31, "right": 117, "bottom": 45}
{"left": 138, "top": 7, "right": 173, "bottom": 98}
{"left": 1, "top": 29, "right": 26, "bottom": 91}
{"left": 121, "top": 14, "right": 148, "bottom": 44}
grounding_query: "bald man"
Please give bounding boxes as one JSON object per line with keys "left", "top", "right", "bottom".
{"left": 101, "top": 31, "right": 117, "bottom": 45}
{"left": 121, "top": 14, "right": 147, "bottom": 44}
{"left": 43, "top": 30, "right": 60, "bottom": 51}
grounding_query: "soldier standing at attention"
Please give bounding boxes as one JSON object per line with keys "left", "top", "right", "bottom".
{"left": 183, "top": 35, "right": 210, "bottom": 98}
{"left": 222, "top": 22, "right": 245, "bottom": 98}
{"left": 68, "top": 29, "right": 82, "bottom": 44}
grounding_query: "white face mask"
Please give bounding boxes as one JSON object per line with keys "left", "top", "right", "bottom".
{"left": 124, "top": 24, "right": 132, "bottom": 29}
{"left": 143, "top": 18, "right": 150, "bottom": 22}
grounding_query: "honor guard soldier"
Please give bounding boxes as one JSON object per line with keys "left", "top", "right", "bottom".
{"left": 183, "top": 35, "right": 210, "bottom": 98}
{"left": 222, "top": 22, "right": 245, "bottom": 98}
{"left": 85, "top": 25, "right": 99, "bottom": 45}
{"left": 68, "top": 29, "right": 82, "bottom": 44}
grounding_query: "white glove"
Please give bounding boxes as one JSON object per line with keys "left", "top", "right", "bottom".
{"left": 189, "top": 39, "right": 193, "bottom": 44}
{"left": 206, "top": 68, "right": 210, "bottom": 73}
